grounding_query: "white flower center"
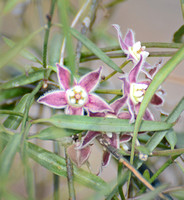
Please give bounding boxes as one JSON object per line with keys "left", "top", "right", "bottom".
{"left": 66, "top": 85, "right": 88, "bottom": 107}
{"left": 130, "top": 83, "right": 148, "bottom": 104}
{"left": 128, "top": 41, "right": 146, "bottom": 61}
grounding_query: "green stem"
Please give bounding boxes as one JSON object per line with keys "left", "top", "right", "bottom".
{"left": 80, "top": 51, "right": 176, "bottom": 62}
{"left": 42, "top": 0, "right": 57, "bottom": 69}
{"left": 118, "top": 163, "right": 126, "bottom": 200}
{"left": 53, "top": 141, "right": 60, "bottom": 200}
{"left": 95, "top": 89, "right": 122, "bottom": 95}
{"left": 152, "top": 148, "right": 184, "bottom": 157}
{"left": 100, "top": 60, "right": 129, "bottom": 84}
{"left": 65, "top": 148, "right": 76, "bottom": 200}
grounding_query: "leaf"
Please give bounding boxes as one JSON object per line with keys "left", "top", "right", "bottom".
{"left": 173, "top": 25, "right": 184, "bottom": 43}
{"left": 27, "top": 142, "right": 108, "bottom": 191}
{"left": 3, "top": 94, "right": 33, "bottom": 130}
{"left": 30, "top": 126, "right": 80, "bottom": 140}
{"left": 48, "top": 33, "right": 62, "bottom": 66}
{"left": 32, "top": 114, "right": 173, "bottom": 133}
{"left": 0, "top": 87, "right": 31, "bottom": 104}
{"left": 165, "top": 130, "right": 177, "bottom": 150}
{"left": 0, "top": 27, "right": 43, "bottom": 69}
{"left": 0, "top": 132, "right": 108, "bottom": 192}
{"left": 2, "top": 36, "right": 42, "bottom": 64}
{"left": 0, "top": 69, "right": 47, "bottom": 90}
{"left": 70, "top": 28, "right": 122, "bottom": 73}
{"left": 0, "top": 134, "right": 21, "bottom": 181}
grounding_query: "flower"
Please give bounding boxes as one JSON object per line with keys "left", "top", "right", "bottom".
{"left": 67, "top": 142, "right": 91, "bottom": 168}
{"left": 113, "top": 24, "right": 152, "bottom": 76}
{"left": 79, "top": 110, "right": 132, "bottom": 168}
{"left": 37, "top": 64, "right": 112, "bottom": 115}
{"left": 111, "top": 54, "right": 164, "bottom": 123}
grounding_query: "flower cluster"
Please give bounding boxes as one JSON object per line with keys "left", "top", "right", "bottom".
{"left": 38, "top": 24, "right": 164, "bottom": 169}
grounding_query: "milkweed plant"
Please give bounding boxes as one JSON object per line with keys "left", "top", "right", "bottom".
{"left": 0, "top": 0, "right": 184, "bottom": 200}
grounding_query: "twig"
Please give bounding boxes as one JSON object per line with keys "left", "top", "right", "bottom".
{"left": 75, "top": 0, "right": 100, "bottom": 72}
{"left": 96, "top": 135, "right": 167, "bottom": 200}
{"left": 65, "top": 148, "right": 76, "bottom": 200}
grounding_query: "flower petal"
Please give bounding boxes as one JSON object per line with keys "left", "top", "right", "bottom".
{"left": 151, "top": 94, "right": 164, "bottom": 106}
{"left": 65, "top": 106, "right": 83, "bottom": 115}
{"left": 127, "top": 98, "right": 136, "bottom": 123}
{"left": 143, "top": 108, "right": 154, "bottom": 121}
{"left": 119, "top": 134, "right": 131, "bottom": 143}
{"left": 110, "top": 95, "right": 128, "bottom": 114}
{"left": 117, "top": 111, "right": 131, "bottom": 119}
{"left": 67, "top": 143, "right": 91, "bottom": 168}
{"left": 79, "top": 67, "right": 102, "bottom": 92}
{"left": 85, "top": 94, "right": 112, "bottom": 113}
{"left": 124, "top": 29, "right": 135, "bottom": 46}
{"left": 113, "top": 24, "right": 128, "bottom": 51}
{"left": 129, "top": 54, "right": 144, "bottom": 83}
{"left": 102, "top": 151, "right": 111, "bottom": 167}
{"left": 56, "top": 64, "right": 76, "bottom": 90}
{"left": 80, "top": 131, "right": 101, "bottom": 148}
{"left": 37, "top": 90, "right": 67, "bottom": 108}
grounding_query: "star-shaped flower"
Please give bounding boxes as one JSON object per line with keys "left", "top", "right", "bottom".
{"left": 113, "top": 24, "right": 152, "bottom": 76}
{"left": 111, "top": 54, "right": 164, "bottom": 123}
{"left": 37, "top": 64, "right": 112, "bottom": 115}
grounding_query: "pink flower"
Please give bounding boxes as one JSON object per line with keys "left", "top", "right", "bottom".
{"left": 113, "top": 24, "right": 152, "bottom": 76}
{"left": 79, "top": 110, "right": 131, "bottom": 168}
{"left": 37, "top": 64, "right": 112, "bottom": 115}
{"left": 111, "top": 54, "right": 164, "bottom": 123}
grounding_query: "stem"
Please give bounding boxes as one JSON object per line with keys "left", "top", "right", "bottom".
{"left": 118, "top": 163, "right": 125, "bottom": 200}
{"left": 80, "top": 51, "right": 176, "bottom": 62}
{"left": 100, "top": 60, "right": 129, "bottom": 84}
{"left": 65, "top": 148, "right": 76, "bottom": 200}
{"left": 53, "top": 141, "right": 60, "bottom": 200}
{"left": 42, "top": 0, "right": 57, "bottom": 69}
{"left": 95, "top": 89, "right": 122, "bottom": 95}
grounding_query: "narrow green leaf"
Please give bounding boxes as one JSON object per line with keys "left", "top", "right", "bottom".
{"left": 32, "top": 114, "right": 172, "bottom": 133}
{"left": 70, "top": 28, "right": 122, "bottom": 73}
{"left": 165, "top": 130, "right": 177, "bottom": 150}
{"left": 2, "top": 36, "right": 42, "bottom": 64}
{"left": 131, "top": 45, "right": 184, "bottom": 165}
{"left": 48, "top": 33, "right": 62, "bottom": 66}
{"left": 0, "top": 134, "right": 21, "bottom": 180}
{"left": 27, "top": 142, "right": 107, "bottom": 191}
{"left": 30, "top": 126, "right": 80, "bottom": 140}
{"left": 0, "top": 69, "right": 47, "bottom": 90}
{"left": 0, "top": 131, "right": 108, "bottom": 192}
{"left": 0, "top": 27, "right": 43, "bottom": 69}
{"left": 0, "top": 87, "right": 31, "bottom": 103}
